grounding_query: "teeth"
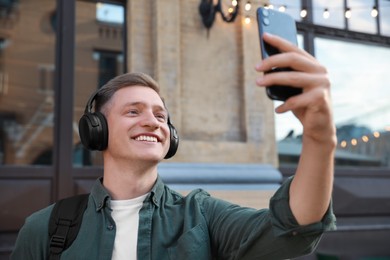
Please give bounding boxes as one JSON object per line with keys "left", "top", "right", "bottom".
{"left": 135, "top": 135, "right": 158, "bottom": 142}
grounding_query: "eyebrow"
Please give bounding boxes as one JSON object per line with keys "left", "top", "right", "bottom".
{"left": 122, "top": 101, "right": 168, "bottom": 114}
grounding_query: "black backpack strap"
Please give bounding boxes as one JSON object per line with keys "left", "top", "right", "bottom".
{"left": 48, "top": 194, "right": 89, "bottom": 260}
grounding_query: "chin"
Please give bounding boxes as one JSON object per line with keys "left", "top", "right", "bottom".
{"left": 136, "top": 153, "right": 164, "bottom": 162}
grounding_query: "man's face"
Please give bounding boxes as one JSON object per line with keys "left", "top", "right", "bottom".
{"left": 104, "top": 86, "right": 170, "bottom": 163}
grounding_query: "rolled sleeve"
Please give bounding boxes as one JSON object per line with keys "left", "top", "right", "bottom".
{"left": 269, "top": 176, "right": 337, "bottom": 237}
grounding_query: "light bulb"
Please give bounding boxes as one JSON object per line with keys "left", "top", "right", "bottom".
{"left": 300, "top": 8, "right": 307, "bottom": 18}
{"left": 278, "top": 5, "right": 286, "bottom": 12}
{"left": 323, "top": 8, "right": 330, "bottom": 19}
{"left": 245, "top": 1, "right": 251, "bottom": 11}
{"left": 371, "top": 6, "right": 378, "bottom": 17}
{"left": 345, "top": 8, "right": 351, "bottom": 19}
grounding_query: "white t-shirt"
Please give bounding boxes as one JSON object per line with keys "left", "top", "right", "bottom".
{"left": 110, "top": 193, "right": 148, "bottom": 260}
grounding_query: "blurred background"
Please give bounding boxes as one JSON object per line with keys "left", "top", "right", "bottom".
{"left": 0, "top": 0, "right": 389, "bottom": 259}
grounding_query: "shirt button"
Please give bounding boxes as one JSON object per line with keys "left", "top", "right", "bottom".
{"left": 292, "top": 231, "right": 298, "bottom": 236}
{"left": 107, "top": 224, "right": 114, "bottom": 230}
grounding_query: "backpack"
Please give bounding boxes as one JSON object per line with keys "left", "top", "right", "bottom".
{"left": 48, "top": 194, "right": 89, "bottom": 260}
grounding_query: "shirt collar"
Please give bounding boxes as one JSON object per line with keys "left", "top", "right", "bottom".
{"left": 90, "top": 175, "right": 165, "bottom": 210}
{"left": 148, "top": 175, "right": 165, "bottom": 207}
{"left": 91, "top": 177, "right": 111, "bottom": 211}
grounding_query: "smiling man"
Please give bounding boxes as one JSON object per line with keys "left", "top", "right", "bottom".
{"left": 11, "top": 34, "right": 336, "bottom": 260}
{"left": 100, "top": 85, "right": 171, "bottom": 200}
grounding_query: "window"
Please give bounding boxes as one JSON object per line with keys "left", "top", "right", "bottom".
{"left": 95, "top": 50, "right": 123, "bottom": 88}
{"left": 0, "top": 1, "right": 56, "bottom": 165}
{"left": 274, "top": 0, "right": 390, "bottom": 168}
{"left": 315, "top": 38, "right": 390, "bottom": 167}
{"left": 96, "top": 2, "right": 124, "bottom": 24}
{"left": 72, "top": 1, "right": 125, "bottom": 167}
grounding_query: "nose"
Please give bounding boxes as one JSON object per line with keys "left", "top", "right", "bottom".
{"left": 140, "top": 111, "right": 160, "bottom": 129}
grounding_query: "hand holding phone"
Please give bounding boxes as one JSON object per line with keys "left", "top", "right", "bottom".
{"left": 256, "top": 7, "right": 302, "bottom": 101}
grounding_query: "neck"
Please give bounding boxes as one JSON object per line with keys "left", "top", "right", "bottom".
{"left": 102, "top": 158, "right": 158, "bottom": 200}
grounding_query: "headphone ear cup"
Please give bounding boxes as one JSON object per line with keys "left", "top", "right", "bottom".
{"left": 164, "top": 123, "right": 179, "bottom": 159}
{"left": 78, "top": 112, "right": 108, "bottom": 151}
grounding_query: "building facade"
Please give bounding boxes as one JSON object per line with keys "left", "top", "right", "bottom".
{"left": 1, "top": 0, "right": 390, "bottom": 259}
{"left": 0, "top": 0, "right": 279, "bottom": 257}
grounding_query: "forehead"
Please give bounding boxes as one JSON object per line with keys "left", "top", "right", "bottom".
{"left": 111, "top": 86, "right": 165, "bottom": 107}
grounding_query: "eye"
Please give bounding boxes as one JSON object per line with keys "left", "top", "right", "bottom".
{"left": 127, "top": 109, "right": 139, "bottom": 116}
{"left": 155, "top": 113, "right": 167, "bottom": 122}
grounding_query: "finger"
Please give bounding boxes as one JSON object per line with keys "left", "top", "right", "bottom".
{"left": 256, "top": 52, "right": 326, "bottom": 75}
{"left": 274, "top": 92, "right": 308, "bottom": 114}
{"left": 275, "top": 87, "right": 331, "bottom": 114}
{"left": 256, "top": 71, "right": 329, "bottom": 90}
{"left": 262, "top": 33, "right": 315, "bottom": 61}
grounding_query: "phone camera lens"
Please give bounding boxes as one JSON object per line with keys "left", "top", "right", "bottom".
{"left": 262, "top": 9, "right": 269, "bottom": 17}
{"left": 263, "top": 17, "right": 270, "bottom": 25}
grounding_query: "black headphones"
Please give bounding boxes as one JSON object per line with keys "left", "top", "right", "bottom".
{"left": 78, "top": 90, "right": 179, "bottom": 159}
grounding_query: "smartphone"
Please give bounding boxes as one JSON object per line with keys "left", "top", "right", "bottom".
{"left": 256, "top": 7, "right": 302, "bottom": 101}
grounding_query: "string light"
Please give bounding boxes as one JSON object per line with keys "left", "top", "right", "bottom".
{"left": 241, "top": 3, "right": 388, "bottom": 26}
{"left": 300, "top": 8, "right": 308, "bottom": 18}
{"left": 345, "top": 7, "right": 352, "bottom": 19}
{"left": 278, "top": 5, "right": 286, "bottom": 12}
{"left": 245, "top": 1, "right": 251, "bottom": 11}
{"left": 323, "top": 8, "right": 330, "bottom": 19}
{"left": 231, "top": 0, "right": 238, "bottom": 7}
{"left": 371, "top": 6, "right": 378, "bottom": 17}
{"left": 338, "top": 128, "right": 388, "bottom": 149}
{"left": 244, "top": 15, "right": 251, "bottom": 24}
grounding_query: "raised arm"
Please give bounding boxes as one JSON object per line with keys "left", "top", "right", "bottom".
{"left": 255, "top": 33, "right": 337, "bottom": 225}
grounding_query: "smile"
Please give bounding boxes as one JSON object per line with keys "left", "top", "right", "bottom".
{"left": 134, "top": 135, "right": 158, "bottom": 143}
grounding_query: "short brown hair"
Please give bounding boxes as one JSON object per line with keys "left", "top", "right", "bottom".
{"left": 94, "top": 72, "right": 161, "bottom": 114}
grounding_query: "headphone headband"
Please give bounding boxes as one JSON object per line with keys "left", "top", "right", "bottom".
{"left": 84, "top": 90, "right": 99, "bottom": 114}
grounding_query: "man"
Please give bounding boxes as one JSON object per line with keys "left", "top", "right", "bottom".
{"left": 11, "top": 33, "right": 336, "bottom": 259}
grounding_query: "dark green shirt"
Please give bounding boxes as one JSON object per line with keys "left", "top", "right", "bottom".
{"left": 11, "top": 176, "right": 336, "bottom": 260}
